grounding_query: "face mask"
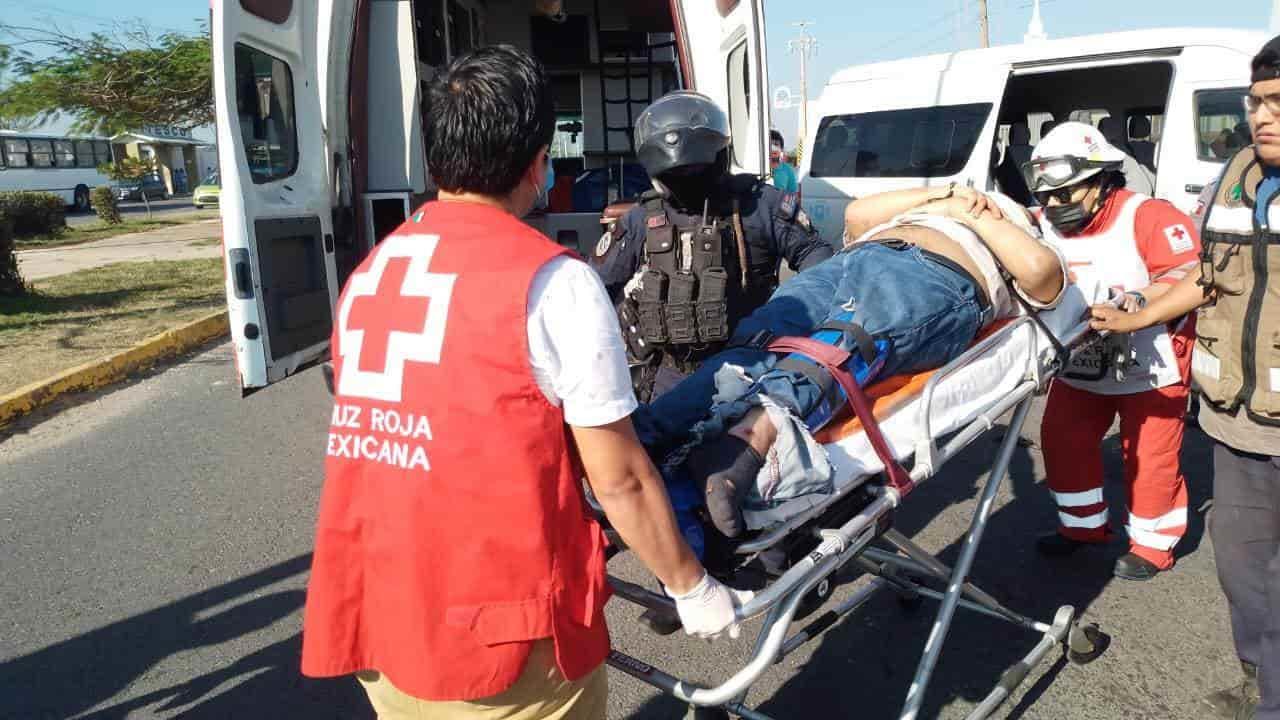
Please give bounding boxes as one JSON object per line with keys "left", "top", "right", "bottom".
{"left": 1043, "top": 201, "right": 1090, "bottom": 235}
{"left": 533, "top": 160, "right": 554, "bottom": 209}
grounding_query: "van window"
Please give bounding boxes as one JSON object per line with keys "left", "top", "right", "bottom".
{"left": 1195, "top": 88, "right": 1250, "bottom": 161}
{"left": 4, "top": 138, "right": 28, "bottom": 168}
{"left": 234, "top": 43, "right": 298, "bottom": 184}
{"left": 810, "top": 103, "right": 992, "bottom": 178}
{"left": 726, "top": 41, "right": 750, "bottom": 168}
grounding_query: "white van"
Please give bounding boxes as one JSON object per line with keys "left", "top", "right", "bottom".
{"left": 798, "top": 29, "right": 1265, "bottom": 245}
{"left": 212, "top": 0, "right": 772, "bottom": 393}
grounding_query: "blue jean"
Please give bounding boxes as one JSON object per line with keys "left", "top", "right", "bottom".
{"left": 632, "top": 242, "right": 985, "bottom": 453}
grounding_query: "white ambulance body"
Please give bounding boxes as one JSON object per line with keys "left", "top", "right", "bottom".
{"left": 213, "top": 0, "right": 771, "bottom": 393}
{"left": 798, "top": 29, "right": 1265, "bottom": 244}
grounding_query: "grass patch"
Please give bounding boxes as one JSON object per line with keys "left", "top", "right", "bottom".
{"left": 187, "top": 237, "right": 222, "bottom": 247}
{"left": 0, "top": 258, "right": 225, "bottom": 395}
{"left": 15, "top": 211, "right": 220, "bottom": 249}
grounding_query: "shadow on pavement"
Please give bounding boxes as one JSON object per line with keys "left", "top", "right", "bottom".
{"left": 0, "top": 554, "right": 371, "bottom": 720}
{"left": 627, "top": 416, "right": 1216, "bottom": 719}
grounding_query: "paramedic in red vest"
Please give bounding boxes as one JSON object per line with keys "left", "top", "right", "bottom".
{"left": 1026, "top": 122, "right": 1201, "bottom": 581}
{"left": 300, "top": 45, "right": 750, "bottom": 719}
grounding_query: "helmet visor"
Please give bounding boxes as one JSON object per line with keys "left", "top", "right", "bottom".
{"left": 634, "top": 91, "right": 730, "bottom": 150}
{"left": 1022, "top": 155, "right": 1117, "bottom": 191}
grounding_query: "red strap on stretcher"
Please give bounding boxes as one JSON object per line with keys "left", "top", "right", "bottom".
{"left": 766, "top": 336, "right": 915, "bottom": 496}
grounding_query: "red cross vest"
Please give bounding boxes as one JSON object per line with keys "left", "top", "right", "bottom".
{"left": 301, "top": 201, "right": 611, "bottom": 701}
{"left": 1037, "top": 192, "right": 1186, "bottom": 395}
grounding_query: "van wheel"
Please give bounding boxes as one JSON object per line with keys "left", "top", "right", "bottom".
{"left": 73, "top": 186, "right": 91, "bottom": 212}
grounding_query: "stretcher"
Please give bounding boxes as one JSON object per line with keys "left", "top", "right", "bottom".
{"left": 600, "top": 285, "right": 1113, "bottom": 720}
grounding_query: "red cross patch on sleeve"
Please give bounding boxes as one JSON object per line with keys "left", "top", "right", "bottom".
{"left": 1163, "top": 224, "right": 1194, "bottom": 255}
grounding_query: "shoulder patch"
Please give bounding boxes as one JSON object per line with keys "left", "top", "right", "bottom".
{"left": 1163, "top": 223, "right": 1195, "bottom": 254}
{"left": 595, "top": 231, "right": 613, "bottom": 257}
{"left": 646, "top": 214, "right": 668, "bottom": 228}
{"left": 794, "top": 208, "right": 813, "bottom": 232}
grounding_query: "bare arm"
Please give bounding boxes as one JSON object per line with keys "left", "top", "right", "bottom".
{"left": 924, "top": 196, "right": 1065, "bottom": 305}
{"left": 573, "top": 418, "right": 704, "bottom": 595}
{"left": 1090, "top": 266, "right": 1212, "bottom": 333}
{"left": 843, "top": 187, "right": 945, "bottom": 242}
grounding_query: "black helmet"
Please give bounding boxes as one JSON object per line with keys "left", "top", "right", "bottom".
{"left": 635, "top": 91, "right": 731, "bottom": 179}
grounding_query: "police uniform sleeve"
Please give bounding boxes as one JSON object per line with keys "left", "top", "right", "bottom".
{"left": 768, "top": 187, "right": 834, "bottom": 271}
{"left": 588, "top": 210, "right": 646, "bottom": 302}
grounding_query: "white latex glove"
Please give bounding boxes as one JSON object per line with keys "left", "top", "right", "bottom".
{"left": 668, "top": 572, "right": 754, "bottom": 640}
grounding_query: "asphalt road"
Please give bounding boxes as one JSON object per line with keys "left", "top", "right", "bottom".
{"left": 67, "top": 198, "right": 209, "bottom": 227}
{"left": 0, "top": 342, "right": 1240, "bottom": 719}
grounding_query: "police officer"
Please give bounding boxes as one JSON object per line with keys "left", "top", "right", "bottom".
{"left": 1091, "top": 34, "right": 1280, "bottom": 720}
{"left": 592, "top": 91, "right": 833, "bottom": 402}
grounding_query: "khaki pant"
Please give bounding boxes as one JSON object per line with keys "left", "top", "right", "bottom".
{"left": 356, "top": 640, "right": 608, "bottom": 720}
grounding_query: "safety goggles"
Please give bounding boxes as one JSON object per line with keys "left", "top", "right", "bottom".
{"left": 1021, "top": 155, "right": 1118, "bottom": 190}
{"left": 1033, "top": 185, "right": 1082, "bottom": 206}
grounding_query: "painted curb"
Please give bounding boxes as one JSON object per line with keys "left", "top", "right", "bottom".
{"left": 0, "top": 310, "right": 229, "bottom": 426}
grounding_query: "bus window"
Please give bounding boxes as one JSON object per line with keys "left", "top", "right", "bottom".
{"left": 3, "top": 139, "right": 28, "bottom": 167}
{"left": 54, "top": 140, "right": 76, "bottom": 167}
{"left": 29, "top": 139, "right": 53, "bottom": 168}
{"left": 94, "top": 141, "right": 112, "bottom": 166}
{"left": 75, "top": 141, "right": 96, "bottom": 168}
{"left": 234, "top": 43, "right": 298, "bottom": 183}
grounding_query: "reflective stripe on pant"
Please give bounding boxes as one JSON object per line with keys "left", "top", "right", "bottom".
{"left": 356, "top": 640, "right": 608, "bottom": 720}
{"left": 1210, "top": 440, "right": 1280, "bottom": 720}
{"left": 1040, "top": 377, "right": 1190, "bottom": 569}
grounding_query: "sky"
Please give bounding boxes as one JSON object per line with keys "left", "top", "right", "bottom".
{"left": 2, "top": 0, "right": 1274, "bottom": 144}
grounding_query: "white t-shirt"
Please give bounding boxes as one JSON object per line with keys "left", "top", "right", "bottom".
{"left": 856, "top": 211, "right": 1067, "bottom": 320}
{"left": 526, "top": 255, "right": 638, "bottom": 427}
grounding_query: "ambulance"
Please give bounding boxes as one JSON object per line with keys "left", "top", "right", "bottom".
{"left": 212, "top": 0, "right": 771, "bottom": 392}
{"left": 798, "top": 29, "right": 1266, "bottom": 244}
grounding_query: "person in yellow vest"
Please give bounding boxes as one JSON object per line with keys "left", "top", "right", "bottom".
{"left": 1090, "top": 34, "right": 1280, "bottom": 720}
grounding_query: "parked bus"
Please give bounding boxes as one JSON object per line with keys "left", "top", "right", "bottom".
{"left": 0, "top": 130, "right": 116, "bottom": 211}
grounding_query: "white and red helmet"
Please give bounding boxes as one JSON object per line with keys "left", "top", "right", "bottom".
{"left": 1024, "top": 121, "right": 1127, "bottom": 192}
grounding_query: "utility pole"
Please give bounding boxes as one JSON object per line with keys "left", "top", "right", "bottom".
{"left": 977, "top": 0, "right": 990, "bottom": 48}
{"left": 787, "top": 22, "right": 818, "bottom": 149}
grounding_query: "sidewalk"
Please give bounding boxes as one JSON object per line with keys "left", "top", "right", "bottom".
{"left": 15, "top": 220, "right": 223, "bottom": 281}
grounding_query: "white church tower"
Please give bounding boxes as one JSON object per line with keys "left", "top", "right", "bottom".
{"left": 1024, "top": 0, "right": 1048, "bottom": 43}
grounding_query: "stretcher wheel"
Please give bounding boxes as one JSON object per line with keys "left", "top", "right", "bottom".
{"left": 796, "top": 577, "right": 833, "bottom": 619}
{"left": 1066, "top": 622, "right": 1110, "bottom": 665}
{"left": 688, "top": 706, "right": 732, "bottom": 720}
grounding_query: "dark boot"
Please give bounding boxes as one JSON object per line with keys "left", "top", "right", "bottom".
{"left": 1035, "top": 531, "right": 1088, "bottom": 556}
{"left": 1204, "top": 662, "right": 1259, "bottom": 719}
{"left": 1113, "top": 552, "right": 1161, "bottom": 581}
{"left": 685, "top": 435, "right": 763, "bottom": 539}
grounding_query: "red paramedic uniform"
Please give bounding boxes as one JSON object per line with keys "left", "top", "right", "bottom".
{"left": 1038, "top": 189, "right": 1200, "bottom": 569}
{"left": 301, "top": 201, "right": 611, "bottom": 700}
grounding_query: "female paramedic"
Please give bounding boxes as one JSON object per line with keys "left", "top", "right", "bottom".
{"left": 1025, "top": 122, "right": 1201, "bottom": 581}
{"left": 300, "top": 45, "right": 749, "bottom": 720}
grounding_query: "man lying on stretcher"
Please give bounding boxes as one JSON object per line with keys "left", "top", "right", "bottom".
{"left": 631, "top": 186, "right": 1068, "bottom": 539}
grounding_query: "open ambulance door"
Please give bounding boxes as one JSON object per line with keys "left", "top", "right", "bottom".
{"left": 213, "top": 0, "right": 346, "bottom": 394}
{"left": 673, "top": 0, "right": 771, "bottom": 177}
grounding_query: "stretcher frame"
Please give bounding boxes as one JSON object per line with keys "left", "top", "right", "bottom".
{"left": 602, "top": 311, "right": 1111, "bottom": 720}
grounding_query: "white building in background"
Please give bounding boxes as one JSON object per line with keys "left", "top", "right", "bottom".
{"left": 110, "top": 125, "right": 217, "bottom": 195}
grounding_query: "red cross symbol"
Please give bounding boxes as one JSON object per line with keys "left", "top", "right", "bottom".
{"left": 1084, "top": 135, "right": 1094, "bottom": 144}
{"left": 1170, "top": 226, "right": 1186, "bottom": 240}
{"left": 345, "top": 256, "right": 433, "bottom": 374}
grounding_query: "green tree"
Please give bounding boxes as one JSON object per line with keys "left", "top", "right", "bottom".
{"left": 99, "top": 156, "right": 159, "bottom": 219}
{"left": 0, "top": 22, "right": 211, "bottom": 135}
